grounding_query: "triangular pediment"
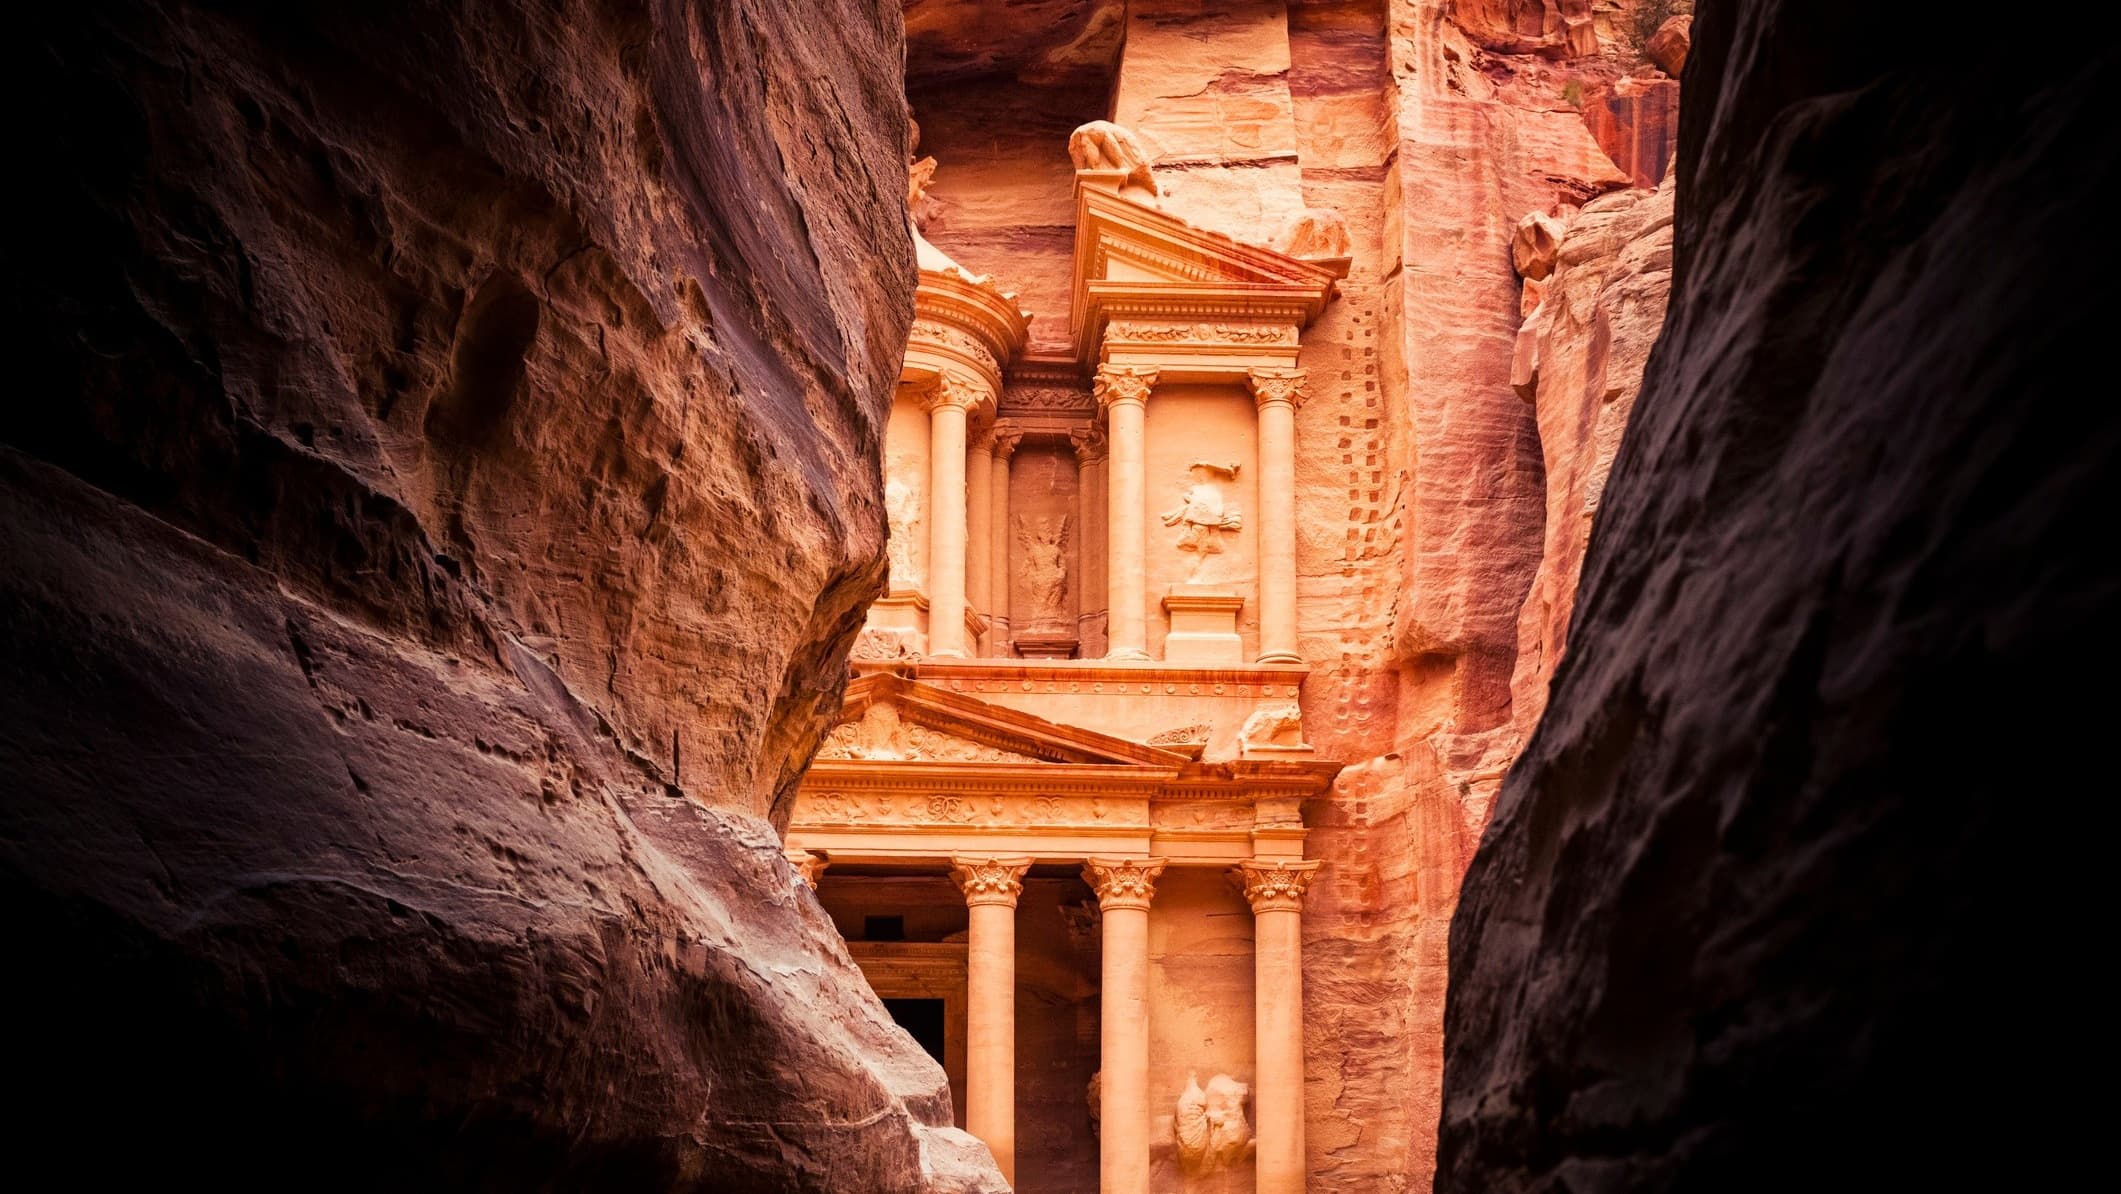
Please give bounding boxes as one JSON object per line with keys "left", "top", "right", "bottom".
{"left": 1074, "top": 184, "right": 1344, "bottom": 291}
{"left": 816, "top": 673, "right": 1189, "bottom": 768}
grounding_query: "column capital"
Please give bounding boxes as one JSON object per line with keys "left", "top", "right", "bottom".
{"left": 1070, "top": 423, "right": 1108, "bottom": 463}
{"left": 1246, "top": 367, "right": 1308, "bottom": 410}
{"left": 991, "top": 419, "right": 1025, "bottom": 460}
{"left": 951, "top": 854, "right": 1034, "bottom": 907}
{"left": 1231, "top": 858, "right": 1322, "bottom": 913}
{"left": 923, "top": 370, "right": 990, "bottom": 414}
{"left": 786, "top": 849, "right": 828, "bottom": 890}
{"left": 1083, "top": 856, "right": 1167, "bottom": 912}
{"left": 1093, "top": 364, "right": 1159, "bottom": 410}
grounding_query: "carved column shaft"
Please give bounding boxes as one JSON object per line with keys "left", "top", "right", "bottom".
{"left": 966, "top": 429, "right": 993, "bottom": 651}
{"left": 1073, "top": 426, "right": 1108, "bottom": 655}
{"left": 926, "top": 377, "right": 976, "bottom": 658}
{"left": 990, "top": 424, "right": 1021, "bottom": 655}
{"left": 1235, "top": 858, "right": 1321, "bottom": 1194}
{"left": 1096, "top": 367, "right": 1157, "bottom": 661}
{"left": 1085, "top": 856, "right": 1165, "bottom": 1194}
{"left": 1249, "top": 368, "right": 1306, "bottom": 664}
{"left": 952, "top": 855, "right": 1031, "bottom": 1183}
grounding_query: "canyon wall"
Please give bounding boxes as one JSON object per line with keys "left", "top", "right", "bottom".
{"left": 4, "top": 1, "right": 1002, "bottom": 1188}
{"left": 1443, "top": 1, "right": 2114, "bottom": 1188}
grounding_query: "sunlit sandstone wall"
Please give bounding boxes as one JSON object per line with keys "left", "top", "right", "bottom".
{"left": 5, "top": 1, "right": 1002, "bottom": 1188}
{"left": 911, "top": 0, "right": 1682, "bottom": 1187}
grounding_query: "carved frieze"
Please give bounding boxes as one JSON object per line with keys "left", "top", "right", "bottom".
{"left": 909, "top": 319, "right": 1002, "bottom": 379}
{"left": 1107, "top": 320, "right": 1297, "bottom": 346}
{"left": 795, "top": 789, "right": 1126, "bottom": 829}
{"left": 1001, "top": 386, "right": 1096, "bottom": 416}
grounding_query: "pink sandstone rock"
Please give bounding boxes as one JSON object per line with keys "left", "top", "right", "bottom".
{"left": 1444, "top": 0, "right": 2113, "bottom": 1187}
{"left": 1647, "top": 13, "right": 1691, "bottom": 76}
{"left": 1512, "top": 211, "right": 1568, "bottom": 280}
{"left": 6, "top": 1, "right": 1002, "bottom": 1188}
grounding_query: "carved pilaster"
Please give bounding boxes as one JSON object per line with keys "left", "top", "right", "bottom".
{"left": 1092, "top": 364, "right": 1159, "bottom": 410}
{"left": 1231, "top": 858, "right": 1322, "bottom": 914}
{"left": 1083, "top": 856, "right": 1168, "bottom": 912}
{"left": 952, "top": 855, "right": 1034, "bottom": 908}
{"left": 1246, "top": 367, "right": 1308, "bottom": 410}
{"left": 786, "top": 849, "right": 829, "bottom": 890}
{"left": 1070, "top": 423, "right": 1108, "bottom": 463}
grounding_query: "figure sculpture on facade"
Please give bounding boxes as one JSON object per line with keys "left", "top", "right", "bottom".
{"left": 1162, "top": 461, "right": 1243, "bottom": 582}
{"left": 1175, "top": 1072, "right": 1254, "bottom": 1175}
{"left": 884, "top": 475, "right": 921, "bottom": 589}
{"left": 1068, "top": 119, "right": 1162, "bottom": 203}
{"left": 1017, "top": 513, "right": 1072, "bottom": 628}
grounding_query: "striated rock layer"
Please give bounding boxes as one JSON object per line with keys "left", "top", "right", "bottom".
{"left": 1443, "top": 2, "right": 2116, "bottom": 1188}
{"left": 4, "top": 1, "right": 1002, "bottom": 1189}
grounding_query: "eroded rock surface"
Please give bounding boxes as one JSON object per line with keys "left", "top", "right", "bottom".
{"left": 1443, "top": 2, "right": 2115, "bottom": 1188}
{"left": 5, "top": 1, "right": 1002, "bottom": 1188}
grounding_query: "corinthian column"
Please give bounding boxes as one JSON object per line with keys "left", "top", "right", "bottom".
{"left": 1071, "top": 424, "right": 1108, "bottom": 655}
{"left": 925, "top": 374, "right": 980, "bottom": 658}
{"left": 1094, "top": 366, "right": 1157, "bottom": 661}
{"left": 989, "top": 422, "right": 1022, "bottom": 655}
{"left": 1083, "top": 855, "right": 1166, "bottom": 1194}
{"left": 951, "top": 855, "right": 1033, "bottom": 1183}
{"left": 1247, "top": 368, "right": 1306, "bottom": 664}
{"left": 966, "top": 426, "right": 994, "bottom": 652}
{"left": 1233, "top": 858, "right": 1322, "bottom": 1194}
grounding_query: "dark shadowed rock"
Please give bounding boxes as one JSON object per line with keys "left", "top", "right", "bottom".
{"left": 4, "top": 1, "right": 1002, "bottom": 1188}
{"left": 1442, "top": 2, "right": 2115, "bottom": 1190}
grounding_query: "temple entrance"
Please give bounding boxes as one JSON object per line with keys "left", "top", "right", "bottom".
{"left": 819, "top": 865, "right": 1103, "bottom": 1193}
{"left": 885, "top": 998, "right": 948, "bottom": 1068}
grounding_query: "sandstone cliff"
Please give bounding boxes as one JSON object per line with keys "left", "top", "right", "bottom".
{"left": 1442, "top": 1, "right": 2114, "bottom": 1187}
{"left": 5, "top": 2, "right": 1002, "bottom": 1188}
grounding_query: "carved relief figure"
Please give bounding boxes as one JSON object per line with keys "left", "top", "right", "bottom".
{"left": 1270, "top": 206, "right": 1352, "bottom": 260}
{"left": 1162, "top": 461, "right": 1243, "bottom": 582}
{"left": 1068, "top": 120, "right": 1161, "bottom": 201}
{"left": 1017, "top": 513, "right": 1071, "bottom": 627}
{"left": 1239, "top": 704, "right": 1306, "bottom": 751}
{"left": 1175, "top": 1072, "right": 1254, "bottom": 1175}
{"left": 884, "top": 475, "right": 921, "bottom": 590}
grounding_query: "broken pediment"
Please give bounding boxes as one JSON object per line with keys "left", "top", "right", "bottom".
{"left": 819, "top": 673, "right": 1192, "bottom": 768}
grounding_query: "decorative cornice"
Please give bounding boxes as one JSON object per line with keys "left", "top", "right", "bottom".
{"left": 1231, "top": 858, "right": 1322, "bottom": 913}
{"left": 1093, "top": 364, "right": 1158, "bottom": 409}
{"left": 1247, "top": 367, "right": 1308, "bottom": 410}
{"left": 1084, "top": 856, "right": 1168, "bottom": 912}
{"left": 950, "top": 855, "right": 1034, "bottom": 907}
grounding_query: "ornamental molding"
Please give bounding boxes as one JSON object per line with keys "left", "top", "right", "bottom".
{"left": 1083, "top": 856, "right": 1168, "bottom": 911}
{"left": 1246, "top": 367, "right": 1309, "bottom": 410}
{"left": 949, "top": 855, "right": 1034, "bottom": 907}
{"left": 1108, "top": 321, "right": 1297, "bottom": 346}
{"left": 1231, "top": 858, "right": 1322, "bottom": 913}
{"left": 1093, "top": 364, "right": 1159, "bottom": 409}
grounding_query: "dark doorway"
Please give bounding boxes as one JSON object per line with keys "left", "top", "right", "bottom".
{"left": 883, "top": 997, "right": 947, "bottom": 1067}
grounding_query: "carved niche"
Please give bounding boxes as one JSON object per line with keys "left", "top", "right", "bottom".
{"left": 1016, "top": 513, "right": 1072, "bottom": 630}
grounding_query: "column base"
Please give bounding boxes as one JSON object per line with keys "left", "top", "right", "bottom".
{"left": 1105, "top": 647, "right": 1152, "bottom": 662}
{"left": 1255, "top": 650, "right": 1303, "bottom": 664}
